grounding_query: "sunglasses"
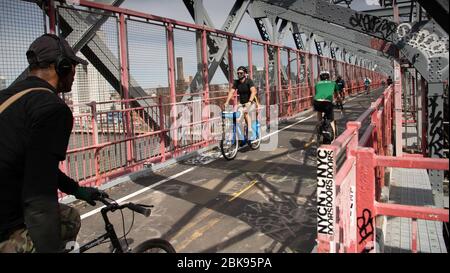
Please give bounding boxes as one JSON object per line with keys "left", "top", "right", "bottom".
{"left": 237, "top": 71, "right": 245, "bottom": 75}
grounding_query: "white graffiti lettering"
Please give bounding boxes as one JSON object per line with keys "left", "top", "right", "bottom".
{"left": 316, "top": 148, "right": 335, "bottom": 235}
{"left": 397, "top": 22, "right": 449, "bottom": 58}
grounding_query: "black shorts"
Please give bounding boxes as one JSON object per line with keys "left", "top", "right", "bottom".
{"left": 313, "top": 100, "right": 334, "bottom": 121}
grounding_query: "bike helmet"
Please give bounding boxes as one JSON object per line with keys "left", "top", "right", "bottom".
{"left": 319, "top": 70, "right": 330, "bottom": 80}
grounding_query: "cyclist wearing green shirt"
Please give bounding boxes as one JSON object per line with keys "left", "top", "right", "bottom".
{"left": 313, "top": 71, "right": 340, "bottom": 139}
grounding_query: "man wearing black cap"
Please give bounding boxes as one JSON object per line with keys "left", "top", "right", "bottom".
{"left": 224, "top": 66, "right": 259, "bottom": 143}
{"left": 0, "top": 34, "right": 107, "bottom": 253}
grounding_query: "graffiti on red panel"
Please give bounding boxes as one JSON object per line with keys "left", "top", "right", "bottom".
{"left": 357, "top": 208, "right": 374, "bottom": 244}
{"left": 370, "top": 38, "right": 393, "bottom": 54}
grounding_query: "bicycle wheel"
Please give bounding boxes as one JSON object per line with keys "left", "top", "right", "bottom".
{"left": 319, "top": 120, "right": 334, "bottom": 145}
{"left": 220, "top": 130, "right": 238, "bottom": 160}
{"left": 132, "top": 238, "right": 176, "bottom": 253}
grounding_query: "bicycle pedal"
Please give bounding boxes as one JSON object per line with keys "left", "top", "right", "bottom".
{"left": 304, "top": 139, "right": 315, "bottom": 148}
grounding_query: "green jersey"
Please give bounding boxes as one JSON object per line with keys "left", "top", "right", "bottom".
{"left": 314, "top": 80, "right": 338, "bottom": 102}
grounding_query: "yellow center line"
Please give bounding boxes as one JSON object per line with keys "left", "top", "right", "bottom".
{"left": 176, "top": 217, "right": 222, "bottom": 252}
{"left": 172, "top": 179, "right": 258, "bottom": 251}
{"left": 170, "top": 209, "right": 214, "bottom": 243}
{"left": 228, "top": 180, "right": 258, "bottom": 202}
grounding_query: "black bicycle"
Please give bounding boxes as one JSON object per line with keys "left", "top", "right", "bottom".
{"left": 304, "top": 113, "right": 336, "bottom": 148}
{"left": 335, "top": 95, "right": 344, "bottom": 113}
{"left": 316, "top": 114, "right": 335, "bottom": 145}
{"left": 68, "top": 195, "right": 176, "bottom": 253}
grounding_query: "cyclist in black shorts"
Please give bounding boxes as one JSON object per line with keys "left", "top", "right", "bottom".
{"left": 364, "top": 76, "right": 371, "bottom": 94}
{"left": 313, "top": 71, "right": 340, "bottom": 138}
{"left": 336, "top": 75, "right": 345, "bottom": 101}
{"left": 335, "top": 75, "right": 345, "bottom": 111}
{"left": 386, "top": 76, "right": 393, "bottom": 86}
{"left": 224, "top": 66, "right": 258, "bottom": 138}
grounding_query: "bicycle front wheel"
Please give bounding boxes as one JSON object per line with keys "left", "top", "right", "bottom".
{"left": 220, "top": 130, "right": 238, "bottom": 160}
{"left": 132, "top": 239, "right": 176, "bottom": 253}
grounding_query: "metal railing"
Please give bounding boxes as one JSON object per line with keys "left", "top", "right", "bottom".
{"left": 0, "top": 0, "right": 384, "bottom": 193}
{"left": 316, "top": 86, "right": 449, "bottom": 253}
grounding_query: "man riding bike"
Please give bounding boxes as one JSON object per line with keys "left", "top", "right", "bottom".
{"left": 224, "top": 66, "right": 258, "bottom": 140}
{"left": 312, "top": 71, "right": 340, "bottom": 142}
{"left": 335, "top": 75, "right": 345, "bottom": 111}
{"left": 364, "top": 76, "right": 371, "bottom": 94}
{"left": 0, "top": 34, "right": 107, "bottom": 253}
{"left": 386, "top": 76, "right": 393, "bottom": 86}
{"left": 336, "top": 75, "right": 346, "bottom": 100}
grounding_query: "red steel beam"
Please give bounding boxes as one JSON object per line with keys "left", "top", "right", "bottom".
{"left": 201, "top": 29, "right": 210, "bottom": 142}
{"left": 264, "top": 44, "right": 270, "bottom": 126}
{"left": 47, "top": 0, "right": 56, "bottom": 34}
{"left": 412, "top": 219, "right": 418, "bottom": 253}
{"left": 247, "top": 40, "right": 253, "bottom": 78}
{"left": 355, "top": 148, "right": 376, "bottom": 253}
{"left": 375, "top": 202, "right": 449, "bottom": 222}
{"left": 375, "top": 155, "right": 449, "bottom": 170}
{"left": 166, "top": 24, "right": 178, "bottom": 149}
{"left": 118, "top": 13, "right": 133, "bottom": 165}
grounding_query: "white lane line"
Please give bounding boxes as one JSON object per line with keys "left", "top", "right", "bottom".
{"left": 261, "top": 114, "right": 315, "bottom": 140}
{"left": 260, "top": 91, "right": 366, "bottom": 141}
{"left": 81, "top": 91, "right": 371, "bottom": 220}
{"left": 81, "top": 167, "right": 196, "bottom": 220}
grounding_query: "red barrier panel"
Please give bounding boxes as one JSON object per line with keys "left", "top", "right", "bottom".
{"left": 316, "top": 85, "right": 449, "bottom": 253}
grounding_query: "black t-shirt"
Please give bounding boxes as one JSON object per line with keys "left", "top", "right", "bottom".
{"left": 0, "top": 76, "right": 78, "bottom": 233}
{"left": 232, "top": 78, "right": 255, "bottom": 104}
{"left": 387, "top": 78, "right": 393, "bottom": 85}
{"left": 336, "top": 79, "right": 345, "bottom": 91}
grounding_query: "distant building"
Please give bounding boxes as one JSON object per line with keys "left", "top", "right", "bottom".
{"left": 176, "top": 57, "right": 187, "bottom": 93}
{"left": 71, "top": 53, "right": 119, "bottom": 114}
{"left": 70, "top": 30, "right": 121, "bottom": 115}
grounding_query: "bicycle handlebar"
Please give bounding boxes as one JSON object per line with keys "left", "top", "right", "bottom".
{"left": 127, "top": 203, "right": 152, "bottom": 217}
{"left": 95, "top": 196, "right": 152, "bottom": 217}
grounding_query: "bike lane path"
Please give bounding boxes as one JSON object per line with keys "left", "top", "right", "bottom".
{"left": 75, "top": 88, "right": 385, "bottom": 253}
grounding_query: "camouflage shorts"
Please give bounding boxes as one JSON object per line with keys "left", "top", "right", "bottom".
{"left": 0, "top": 204, "right": 81, "bottom": 253}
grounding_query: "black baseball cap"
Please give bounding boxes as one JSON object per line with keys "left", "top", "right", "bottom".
{"left": 26, "top": 34, "right": 88, "bottom": 66}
